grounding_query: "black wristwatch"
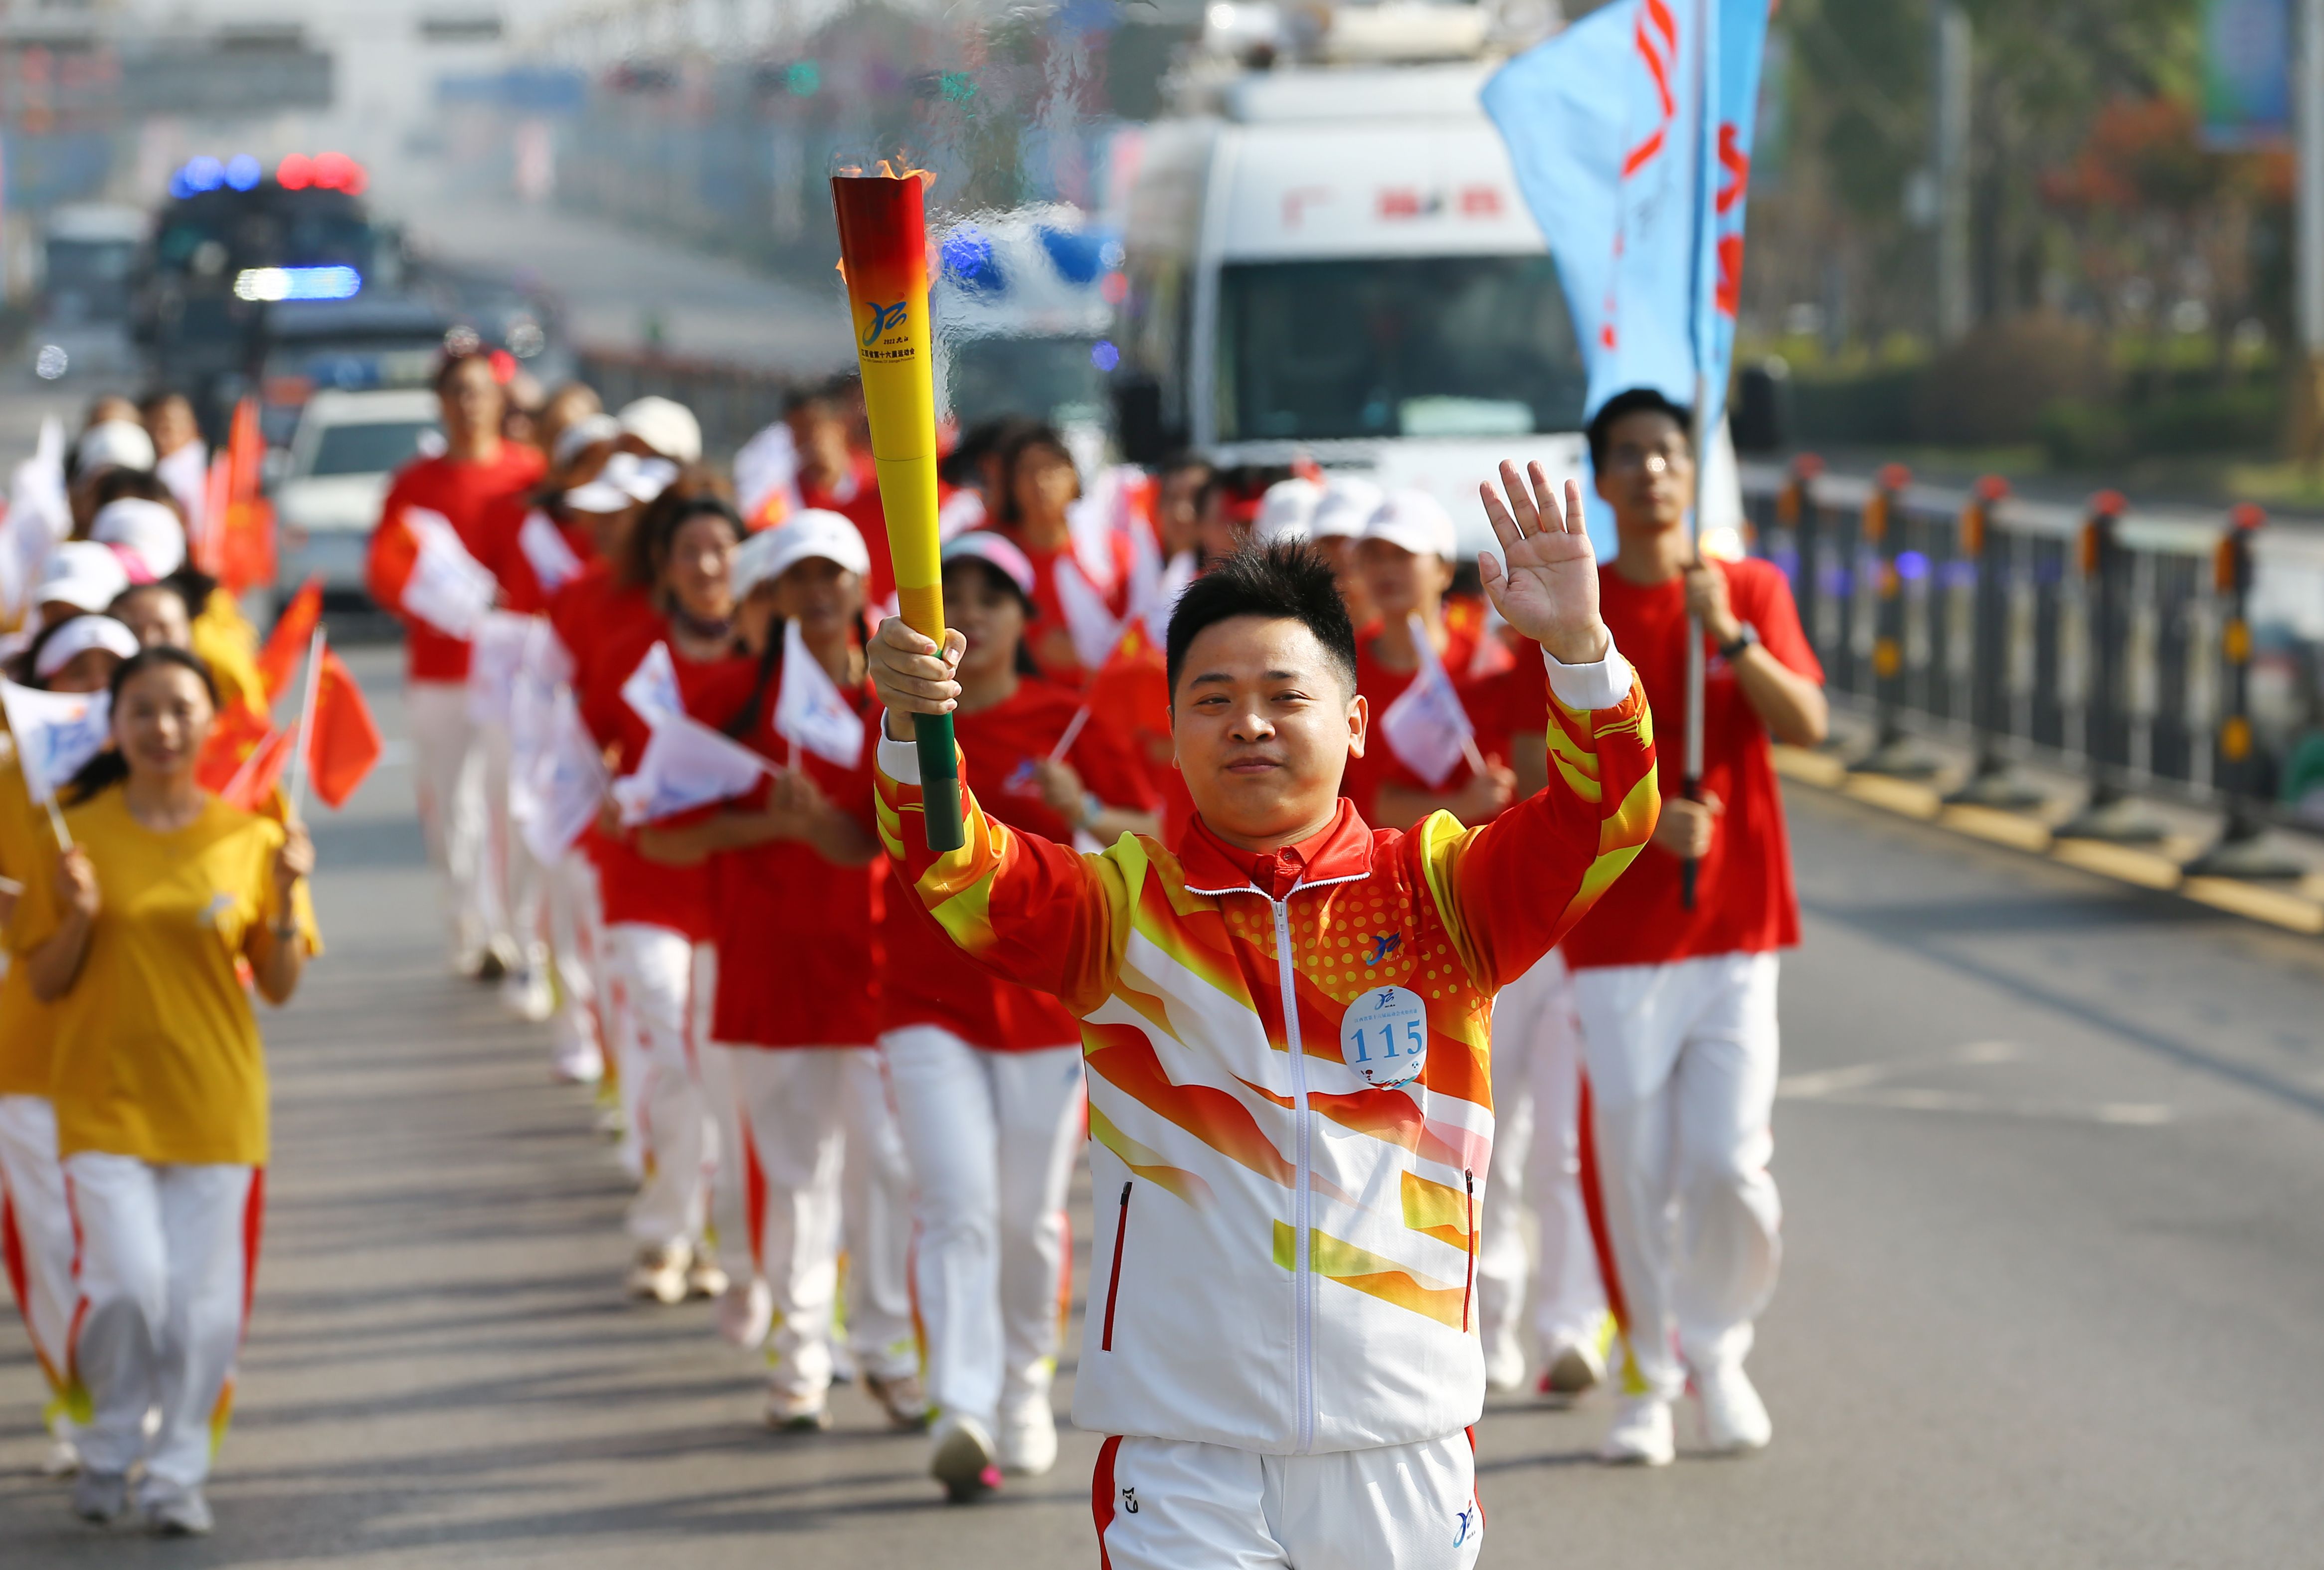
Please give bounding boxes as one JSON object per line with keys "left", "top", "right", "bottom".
{"left": 1718, "top": 624, "right": 1760, "bottom": 663}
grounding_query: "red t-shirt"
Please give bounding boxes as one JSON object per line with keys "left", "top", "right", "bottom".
{"left": 1458, "top": 650, "right": 1551, "bottom": 770}
{"left": 492, "top": 499, "right": 596, "bottom": 616}
{"left": 578, "top": 615, "right": 747, "bottom": 940}
{"left": 881, "top": 680, "right": 1157, "bottom": 1050}
{"left": 365, "top": 444, "right": 546, "bottom": 682}
{"left": 706, "top": 658, "right": 887, "bottom": 1049}
{"left": 801, "top": 458, "right": 894, "bottom": 610}
{"left": 998, "top": 530, "right": 1134, "bottom": 691}
{"left": 1340, "top": 619, "right": 1479, "bottom": 824}
{"left": 1561, "top": 557, "right": 1822, "bottom": 970}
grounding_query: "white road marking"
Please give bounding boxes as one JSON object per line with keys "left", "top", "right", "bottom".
{"left": 1779, "top": 1042, "right": 2173, "bottom": 1125}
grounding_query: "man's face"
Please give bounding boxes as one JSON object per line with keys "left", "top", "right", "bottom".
{"left": 146, "top": 398, "right": 198, "bottom": 457}
{"left": 439, "top": 358, "right": 504, "bottom": 445}
{"left": 1594, "top": 410, "right": 1692, "bottom": 539}
{"left": 1171, "top": 615, "right": 1364, "bottom": 847}
{"left": 1157, "top": 466, "right": 1211, "bottom": 555}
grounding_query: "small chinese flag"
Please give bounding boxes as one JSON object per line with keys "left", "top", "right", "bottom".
{"left": 306, "top": 648, "right": 382, "bottom": 809}
{"left": 219, "top": 726, "right": 296, "bottom": 814}
{"left": 196, "top": 700, "right": 273, "bottom": 794}
{"left": 257, "top": 577, "right": 324, "bottom": 703}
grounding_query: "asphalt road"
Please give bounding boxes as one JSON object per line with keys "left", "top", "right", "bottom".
{"left": 3, "top": 644, "right": 2323, "bottom": 1567}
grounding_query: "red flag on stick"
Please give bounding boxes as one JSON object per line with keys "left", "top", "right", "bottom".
{"left": 219, "top": 726, "right": 296, "bottom": 814}
{"left": 305, "top": 646, "right": 381, "bottom": 809}
{"left": 257, "top": 577, "right": 324, "bottom": 703}
{"left": 214, "top": 399, "right": 276, "bottom": 596}
{"left": 195, "top": 700, "right": 273, "bottom": 794}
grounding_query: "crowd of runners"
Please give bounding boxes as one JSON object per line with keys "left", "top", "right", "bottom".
{"left": 0, "top": 345, "right": 1827, "bottom": 1559}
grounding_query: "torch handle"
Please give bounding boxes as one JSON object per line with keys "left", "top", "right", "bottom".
{"left": 913, "top": 710, "right": 965, "bottom": 853}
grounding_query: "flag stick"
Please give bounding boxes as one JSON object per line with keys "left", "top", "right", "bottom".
{"left": 287, "top": 624, "right": 326, "bottom": 824}
{"left": 1049, "top": 704, "right": 1093, "bottom": 764}
{"left": 1461, "top": 731, "right": 1491, "bottom": 781}
{"left": 1679, "top": 0, "right": 1716, "bottom": 913}
{"left": 42, "top": 795, "right": 71, "bottom": 851}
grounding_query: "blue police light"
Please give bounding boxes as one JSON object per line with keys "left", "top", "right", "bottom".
{"left": 942, "top": 227, "right": 1005, "bottom": 295}
{"left": 233, "top": 266, "right": 365, "bottom": 302}
{"left": 224, "top": 154, "right": 263, "bottom": 191}
{"left": 1091, "top": 341, "right": 1121, "bottom": 372}
{"left": 170, "top": 156, "right": 228, "bottom": 199}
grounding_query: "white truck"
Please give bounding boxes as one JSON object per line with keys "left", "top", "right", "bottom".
{"left": 1115, "top": 6, "right": 1740, "bottom": 556}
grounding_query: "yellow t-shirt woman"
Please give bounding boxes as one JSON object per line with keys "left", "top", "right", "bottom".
{"left": 0, "top": 739, "right": 62, "bottom": 1099}
{"left": 26, "top": 789, "right": 319, "bottom": 1168}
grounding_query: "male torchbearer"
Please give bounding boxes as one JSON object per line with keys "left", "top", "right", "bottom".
{"left": 868, "top": 466, "right": 1655, "bottom": 1567}
{"left": 1565, "top": 388, "right": 1828, "bottom": 1467}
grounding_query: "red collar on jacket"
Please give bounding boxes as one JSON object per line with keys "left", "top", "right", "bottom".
{"left": 1178, "top": 796, "right": 1376, "bottom": 898}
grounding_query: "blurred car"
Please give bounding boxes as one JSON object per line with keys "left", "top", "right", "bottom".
{"left": 272, "top": 388, "right": 442, "bottom": 599}
{"left": 30, "top": 203, "right": 147, "bottom": 384}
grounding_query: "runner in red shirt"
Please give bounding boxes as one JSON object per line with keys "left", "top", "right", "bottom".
{"left": 1341, "top": 489, "right": 1481, "bottom": 825}
{"left": 362, "top": 349, "right": 544, "bottom": 978}
{"left": 577, "top": 489, "right": 753, "bottom": 1310}
{"left": 633, "top": 509, "right": 926, "bottom": 1435}
{"left": 982, "top": 426, "right": 1131, "bottom": 691}
{"left": 1561, "top": 388, "right": 1828, "bottom": 1468}
{"left": 879, "top": 528, "right": 1156, "bottom": 1498}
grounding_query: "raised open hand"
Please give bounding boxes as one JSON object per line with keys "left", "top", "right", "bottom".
{"left": 1477, "top": 460, "right": 1610, "bottom": 667}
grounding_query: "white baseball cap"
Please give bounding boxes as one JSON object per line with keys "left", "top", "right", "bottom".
{"left": 550, "top": 412, "right": 621, "bottom": 469}
{"left": 35, "top": 540, "right": 133, "bottom": 614}
{"left": 941, "top": 530, "right": 1037, "bottom": 600}
{"left": 32, "top": 614, "right": 138, "bottom": 682}
{"left": 1362, "top": 488, "right": 1457, "bottom": 561}
{"left": 1252, "top": 477, "right": 1324, "bottom": 543}
{"left": 75, "top": 419, "right": 156, "bottom": 476}
{"left": 1311, "top": 477, "right": 1386, "bottom": 540}
{"left": 733, "top": 509, "right": 869, "bottom": 600}
{"left": 617, "top": 396, "right": 703, "bottom": 464}
{"left": 564, "top": 452, "right": 678, "bottom": 514}
{"left": 90, "top": 497, "right": 188, "bottom": 581}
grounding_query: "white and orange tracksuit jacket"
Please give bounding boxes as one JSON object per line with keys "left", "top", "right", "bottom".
{"left": 873, "top": 650, "right": 1656, "bottom": 1455}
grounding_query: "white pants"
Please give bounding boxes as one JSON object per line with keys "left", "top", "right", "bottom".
{"left": 880, "top": 1028, "right": 1084, "bottom": 1431}
{"left": 480, "top": 717, "right": 544, "bottom": 971}
{"left": 63, "top": 1153, "right": 260, "bottom": 1492}
{"left": 406, "top": 681, "right": 500, "bottom": 966}
{"left": 609, "top": 925, "right": 718, "bottom": 1250}
{"left": 1094, "top": 1431, "right": 1484, "bottom": 1570}
{"left": 1573, "top": 951, "right": 1783, "bottom": 1400}
{"left": 1475, "top": 951, "right": 1606, "bottom": 1366}
{"left": 710, "top": 1045, "right": 916, "bottom": 1398}
{"left": 544, "top": 849, "right": 607, "bottom": 1067}
{"left": 0, "top": 1096, "right": 78, "bottom": 1426}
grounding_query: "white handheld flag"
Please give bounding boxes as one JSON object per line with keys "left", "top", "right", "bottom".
{"left": 609, "top": 710, "right": 774, "bottom": 827}
{"left": 399, "top": 506, "right": 498, "bottom": 640}
{"left": 620, "top": 641, "right": 683, "bottom": 729}
{"left": 0, "top": 681, "right": 112, "bottom": 805}
{"left": 772, "top": 619, "right": 864, "bottom": 769}
{"left": 466, "top": 611, "right": 536, "bottom": 728}
{"left": 1053, "top": 553, "right": 1124, "bottom": 673}
{"left": 515, "top": 688, "right": 610, "bottom": 864}
{"left": 733, "top": 420, "right": 803, "bottom": 524}
{"left": 1378, "top": 613, "right": 1476, "bottom": 790}
{"left": 516, "top": 509, "right": 584, "bottom": 593}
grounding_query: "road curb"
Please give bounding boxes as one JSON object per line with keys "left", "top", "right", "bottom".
{"left": 1772, "top": 746, "right": 2324, "bottom": 937}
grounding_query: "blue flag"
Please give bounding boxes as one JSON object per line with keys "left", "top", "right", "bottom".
{"left": 1483, "top": 0, "right": 1772, "bottom": 432}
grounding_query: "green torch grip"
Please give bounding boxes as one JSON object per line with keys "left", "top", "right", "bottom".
{"left": 912, "top": 710, "right": 965, "bottom": 853}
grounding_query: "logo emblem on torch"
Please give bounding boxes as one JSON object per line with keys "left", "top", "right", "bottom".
{"left": 863, "top": 300, "right": 908, "bottom": 346}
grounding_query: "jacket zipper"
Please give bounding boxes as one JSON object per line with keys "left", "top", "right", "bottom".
{"left": 1101, "top": 1181, "right": 1132, "bottom": 1352}
{"left": 1272, "top": 895, "right": 1315, "bottom": 1455}
{"left": 1462, "top": 1169, "right": 1477, "bottom": 1333}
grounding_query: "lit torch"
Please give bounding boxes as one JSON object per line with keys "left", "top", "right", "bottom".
{"left": 832, "top": 165, "right": 964, "bottom": 852}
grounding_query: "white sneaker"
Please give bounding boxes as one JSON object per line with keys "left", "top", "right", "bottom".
{"left": 716, "top": 1278, "right": 772, "bottom": 1349}
{"left": 766, "top": 1390, "right": 833, "bottom": 1431}
{"left": 1695, "top": 1362, "right": 1772, "bottom": 1454}
{"left": 1483, "top": 1332, "right": 1527, "bottom": 1396}
{"left": 1599, "top": 1395, "right": 1675, "bottom": 1466}
{"left": 627, "top": 1242, "right": 691, "bottom": 1305}
{"left": 141, "top": 1481, "right": 213, "bottom": 1536}
{"left": 502, "top": 964, "right": 555, "bottom": 1023}
{"left": 685, "top": 1249, "right": 729, "bottom": 1301}
{"left": 928, "top": 1411, "right": 1003, "bottom": 1503}
{"left": 41, "top": 1435, "right": 81, "bottom": 1477}
{"left": 997, "top": 1395, "right": 1058, "bottom": 1476}
{"left": 1539, "top": 1336, "right": 1606, "bottom": 1401}
{"left": 550, "top": 1031, "right": 603, "bottom": 1084}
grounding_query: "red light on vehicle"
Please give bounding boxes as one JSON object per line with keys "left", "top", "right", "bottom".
{"left": 277, "top": 153, "right": 314, "bottom": 190}
{"left": 301, "top": 152, "right": 368, "bottom": 194}
{"left": 1100, "top": 271, "right": 1128, "bottom": 305}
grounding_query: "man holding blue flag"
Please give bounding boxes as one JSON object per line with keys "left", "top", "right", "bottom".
{"left": 1485, "top": 0, "right": 1826, "bottom": 1463}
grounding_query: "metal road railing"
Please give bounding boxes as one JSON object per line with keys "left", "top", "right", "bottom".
{"left": 576, "top": 348, "right": 800, "bottom": 462}
{"left": 1740, "top": 459, "right": 2324, "bottom": 876}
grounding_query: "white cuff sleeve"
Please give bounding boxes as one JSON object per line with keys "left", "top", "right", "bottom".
{"left": 1541, "top": 640, "right": 1634, "bottom": 712}
{"left": 876, "top": 718, "right": 920, "bottom": 782}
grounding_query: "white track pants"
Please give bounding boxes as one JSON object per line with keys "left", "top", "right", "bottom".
{"left": 710, "top": 1046, "right": 916, "bottom": 1398}
{"left": 544, "top": 849, "right": 607, "bottom": 1070}
{"left": 1574, "top": 951, "right": 1782, "bottom": 1399}
{"left": 406, "top": 681, "right": 498, "bottom": 967}
{"left": 610, "top": 925, "right": 717, "bottom": 1251}
{"left": 480, "top": 716, "right": 543, "bottom": 969}
{"left": 63, "top": 1153, "right": 259, "bottom": 1491}
{"left": 1475, "top": 951, "right": 1606, "bottom": 1369}
{"left": 1093, "top": 1431, "right": 1484, "bottom": 1570}
{"left": 0, "top": 1096, "right": 77, "bottom": 1424}
{"left": 880, "top": 1028, "right": 1083, "bottom": 1432}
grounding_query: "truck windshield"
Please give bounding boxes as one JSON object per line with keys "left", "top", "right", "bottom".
{"left": 308, "top": 420, "right": 438, "bottom": 478}
{"left": 43, "top": 240, "right": 136, "bottom": 324}
{"left": 946, "top": 336, "right": 1110, "bottom": 430}
{"left": 1217, "top": 256, "right": 1586, "bottom": 442}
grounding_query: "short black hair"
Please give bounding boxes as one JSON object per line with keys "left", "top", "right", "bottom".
{"left": 1165, "top": 539, "right": 1357, "bottom": 700}
{"left": 1586, "top": 387, "right": 1693, "bottom": 473}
